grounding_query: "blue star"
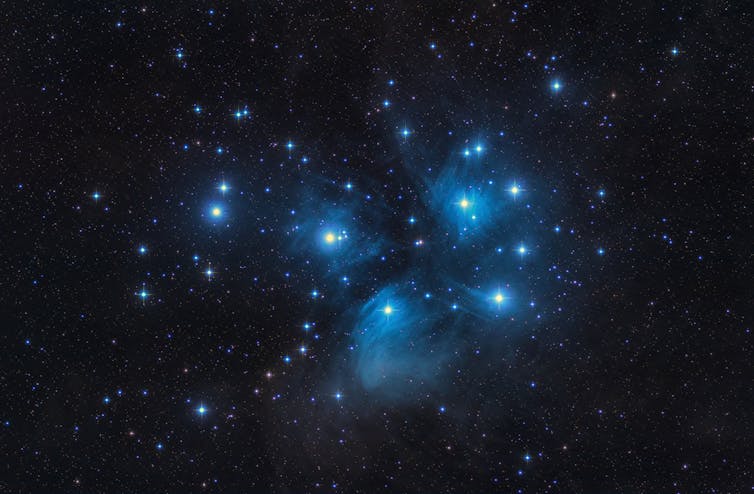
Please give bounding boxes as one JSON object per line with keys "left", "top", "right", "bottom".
{"left": 550, "top": 80, "right": 562, "bottom": 92}
{"left": 196, "top": 405, "right": 207, "bottom": 415}
{"left": 138, "top": 245, "right": 147, "bottom": 255}
{"left": 208, "top": 205, "right": 224, "bottom": 220}
{"left": 597, "top": 247, "right": 605, "bottom": 255}
{"left": 92, "top": 191, "right": 101, "bottom": 201}
{"left": 509, "top": 182, "right": 524, "bottom": 198}
{"left": 193, "top": 104, "right": 201, "bottom": 114}
{"left": 671, "top": 47, "right": 679, "bottom": 56}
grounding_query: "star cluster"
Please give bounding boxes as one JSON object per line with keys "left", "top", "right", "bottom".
{"left": 2, "top": 2, "right": 751, "bottom": 493}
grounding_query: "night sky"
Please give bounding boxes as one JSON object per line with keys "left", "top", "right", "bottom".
{"left": 2, "top": 2, "right": 752, "bottom": 493}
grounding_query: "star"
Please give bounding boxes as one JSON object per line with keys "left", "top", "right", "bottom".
{"left": 550, "top": 80, "right": 562, "bottom": 92}
{"left": 382, "top": 304, "right": 393, "bottom": 315}
{"left": 196, "top": 405, "right": 207, "bottom": 415}
{"left": 494, "top": 292, "right": 504, "bottom": 304}
{"left": 459, "top": 198, "right": 470, "bottom": 209}
{"left": 509, "top": 181, "right": 524, "bottom": 198}
{"left": 324, "top": 232, "right": 336, "bottom": 244}
{"left": 138, "top": 245, "right": 147, "bottom": 255}
{"left": 92, "top": 191, "right": 101, "bottom": 201}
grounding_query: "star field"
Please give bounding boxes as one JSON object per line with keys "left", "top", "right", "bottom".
{"left": 2, "top": 2, "right": 752, "bottom": 493}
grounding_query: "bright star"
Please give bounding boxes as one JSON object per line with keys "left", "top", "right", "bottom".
{"left": 205, "top": 267, "right": 214, "bottom": 278}
{"left": 138, "top": 245, "right": 147, "bottom": 255}
{"left": 197, "top": 405, "right": 207, "bottom": 415}
{"left": 92, "top": 191, "right": 101, "bottom": 201}
{"left": 383, "top": 304, "right": 393, "bottom": 315}
{"left": 551, "top": 80, "right": 562, "bottom": 92}
{"left": 335, "top": 392, "right": 343, "bottom": 400}
{"left": 218, "top": 182, "right": 229, "bottom": 194}
{"left": 324, "top": 232, "right": 336, "bottom": 244}
{"left": 459, "top": 198, "right": 470, "bottom": 209}
{"left": 518, "top": 245, "right": 527, "bottom": 255}
{"left": 211, "top": 206, "right": 222, "bottom": 218}
{"left": 494, "top": 292, "right": 504, "bottom": 304}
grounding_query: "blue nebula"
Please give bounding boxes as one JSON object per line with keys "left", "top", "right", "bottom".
{"left": 346, "top": 285, "right": 452, "bottom": 400}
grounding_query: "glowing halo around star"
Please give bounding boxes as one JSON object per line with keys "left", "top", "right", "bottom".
{"left": 206, "top": 204, "right": 226, "bottom": 221}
